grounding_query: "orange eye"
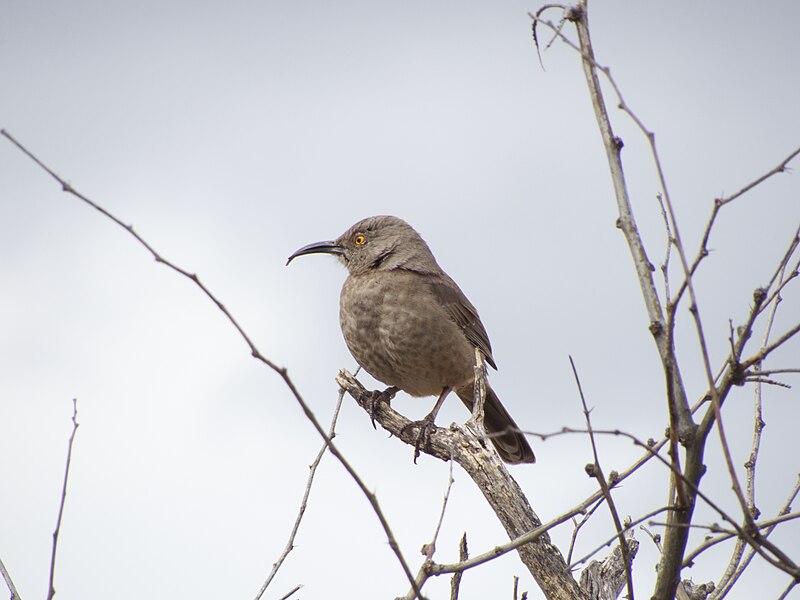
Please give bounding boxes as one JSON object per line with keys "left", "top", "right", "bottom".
{"left": 354, "top": 234, "right": 366, "bottom": 246}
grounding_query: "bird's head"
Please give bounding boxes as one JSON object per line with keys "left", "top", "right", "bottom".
{"left": 287, "top": 215, "right": 441, "bottom": 276}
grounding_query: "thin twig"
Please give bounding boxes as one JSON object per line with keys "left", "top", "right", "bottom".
{"left": 655, "top": 192, "right": 674, "bottom": 301}
{"left": 747, "top": 252, "right": 791, "bottom": 514}
{"left": 754, "top": 225, "right": 800, "bottom": 317}
{"left": 0, "top": 556, "right": 21, "bottom": 600}
{"left": 743, "top": 368, "right": 800, "bottom": 377}
{"left": 531, "top": 427, "right": 799, "bottom": 578}
{"left": 278, "top": 584, "right": 302, "bottom": 600}
{"left": 739, "top": 322, "right": 800, "bottom": 371}
{"left": 428, "top": 511, "right": 578, "bottom": 576}
{"left": 561, "top": 393, "right": 712, "bottom": 562}
{"left": 48, "top": 399, "right": 79, "bottom": 600}
{"left": 449, "top": 534, "right": 468, "bottom": 600}
{"left": 253, "top": 387, "right": 346, "bottom": 600}
{"left": 569, "top": 355, "right": 634, "bottom": 599}
{"left": 424, "top": 461, "right": 456, "bottom": 560}
{"left": 711, "top": 475, "right": 800, "bottom": 600}
{"left": 719, "top": 146, "right": 800, "bottom": 206}
{"left": 568, "top": 507, "right": 670, "bottom": 569}
{"left": 638, "top": 524, "right": 663, "bottom": 552}
{"left": 713, "top": 257, "right": 789, "bottom": 594}
{"left": 566, "top": 498, "right": 603, "bottom": 564}
{"left": 530, "top": 4, "right": 568, "bottom": 69}
{"left": 404, "top": 462, "right": 458, "bottom": 599}
{"left": 682, "top": 152, "right": 800, "bottom": 307}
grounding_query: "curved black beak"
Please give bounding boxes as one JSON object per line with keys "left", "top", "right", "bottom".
{"left": 286, "top": 240, "right": 344, "bottom": 266}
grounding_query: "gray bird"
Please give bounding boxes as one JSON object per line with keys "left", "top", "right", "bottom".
{"left": 287, "top": 215, "right": 535, "bottom": 464}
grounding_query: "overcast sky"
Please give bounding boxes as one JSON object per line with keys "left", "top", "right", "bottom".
{"left": 1, "top": 2, "right": 799, "bottom": 599}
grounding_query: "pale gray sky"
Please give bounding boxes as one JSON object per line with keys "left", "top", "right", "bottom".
{"left": 1, "top": 1, "right": 799, "bottom": 599}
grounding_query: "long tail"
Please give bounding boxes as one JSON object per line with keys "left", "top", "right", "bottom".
{"left": 456, "top": 384, "right": 535, "bottom": 464}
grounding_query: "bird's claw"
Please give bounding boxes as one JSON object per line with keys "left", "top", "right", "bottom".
{"left": 367, "top": 386, "right": 398, "bottom": 429}
{"left": 401, "top": 415, "right": 437, "bottom": 463}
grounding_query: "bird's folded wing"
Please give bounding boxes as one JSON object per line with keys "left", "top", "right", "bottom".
{"left": 424, "top": 275, "right": 497, "bottom": 370}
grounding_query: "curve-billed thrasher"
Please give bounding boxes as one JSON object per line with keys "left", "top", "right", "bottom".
{"left": 287, "top": 215, "right": 535, "bottom": 464}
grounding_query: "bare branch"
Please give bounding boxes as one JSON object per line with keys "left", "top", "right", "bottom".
{"left": 740, "top": 322, "right": 800, "bottom": 371}
{"left": 723, "top": 226, "right": 800, "bottom": 376}
{"left": 682, "top": 154, "right": 800, "bottom": 308}
{"left": 527, "top": 6, "right": 800, "bottom": 596}
{"left": 48, "top": 399, "right": 79, "bottom": 600}
{"left": 719, "top": 146, "right": 800, "bottom": 206}
{"left": 757, "top": 226, "right": 800, "bottom": 316}
{"left": 744, "top": 368, "right": 800, "bottom": 377}
{"left": 683, "top": 511, "right": 800, "bottom": 569}
{"left": 655, "top": 192, "right": 675, "bottom": 300}
{"left": 579, "top": 528, "right": 640, "bottom": 600}
{"left": 530, "top": 4, "right": 569, "bottom": 70}
{"left": 567, "top": 499, "right": 604, "bottom": 565}
{"left": 534, "top": 427, "right": 798, "bottom": 579}
{"left": 424, "top": 461, "right": 456, "bottom": 561}
{"left": 253, "top": 387, "right": 346, "bottom": 600}
{"left": 450, "top": 534, "right": 468, "bottom": 600}
{"left": 569, "top": 508, "right": 663, "bottom": 571}
{"left": 570, "top": 356, "right": 634, "bottom": 599}
{"left": 278, "top": 584, "right": 302, "bottom": 600}
{"left": 402, "top": 463, "right": 458, "bottom": 600}
{"left": 0, "top": 556, "right": 21, "bottom": 600}
{"left": 711, "top": 475, "right": 800, "bottom": 599}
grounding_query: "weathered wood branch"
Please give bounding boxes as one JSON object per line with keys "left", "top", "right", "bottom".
{"left": 337, "top": 369, "right": 613, "bottom": 600}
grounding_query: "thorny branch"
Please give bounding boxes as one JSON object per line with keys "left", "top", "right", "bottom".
{"left": 569, "top": 356, "right": 635, "bottom": 600}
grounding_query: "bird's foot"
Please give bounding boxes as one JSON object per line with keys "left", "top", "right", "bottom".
{"left": 401, "top": 414, "right": 438, "bottom": 464}
{"left": 367, "top": 386, "right": 398, "bottom": 429}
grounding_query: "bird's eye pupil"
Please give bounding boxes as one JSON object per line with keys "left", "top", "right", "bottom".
{"left": 354, "top": 235, "right": 366, "bottom": 246}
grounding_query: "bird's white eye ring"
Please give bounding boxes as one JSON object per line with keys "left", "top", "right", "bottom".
{"left": 354, "top": 234, "right": 366, "bottom": 246}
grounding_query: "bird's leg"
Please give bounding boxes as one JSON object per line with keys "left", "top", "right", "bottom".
{"left": 402, "top": 387, "right": 451, "bottom": 463}
{"left": 367, "top": 386, "right": 399, "bottom": 429}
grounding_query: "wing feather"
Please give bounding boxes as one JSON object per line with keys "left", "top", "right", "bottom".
{"left": 424, "top": 275, "right": 497, "bottom": 369}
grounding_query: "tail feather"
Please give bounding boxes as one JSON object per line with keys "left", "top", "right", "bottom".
{"left": 456, "top": 385, "right": 535, "bottom": 464}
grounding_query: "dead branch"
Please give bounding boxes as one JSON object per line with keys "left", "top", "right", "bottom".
{"left": 48, "top": 398, "right": 79, "bottom": 600}
{"left": 449, "top": 534, "right": 468, "bottom": 600}
{"left": 336, "top": 369, "right": 585, "bottom": 600}
{"left": 0, "top": 554, "right": 21, "bottom": 600}
{"left": 579, "top": 528, "right": 639, "bottom": 600}
{"left": 253, "top": 387, "right": 346, "bottom": 600}
{"left": 570, "top": 356, "right": 635, "bottom": 599}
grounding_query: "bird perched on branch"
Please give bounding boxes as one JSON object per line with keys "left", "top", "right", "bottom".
{"left": 287, "top": 215, "right": 534, "bottom": 464}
